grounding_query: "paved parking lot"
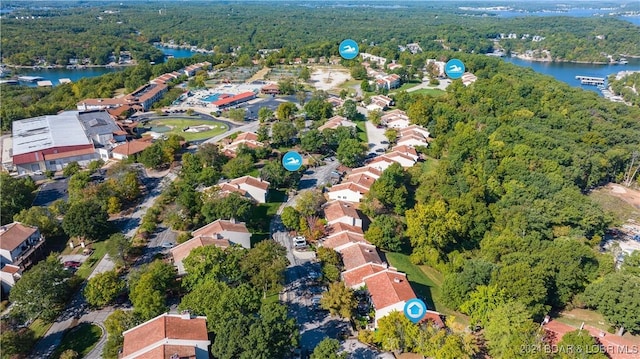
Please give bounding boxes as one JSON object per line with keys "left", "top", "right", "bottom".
{"left": 33, "top": 177, "right": 69, "bottom": 206}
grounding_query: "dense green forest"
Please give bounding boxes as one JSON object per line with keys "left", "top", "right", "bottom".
{"left": 1, "top": 1, "right": 639, "bottom": 65}
{"left": 385, "top": 54, "right": 640, "bottom": 337}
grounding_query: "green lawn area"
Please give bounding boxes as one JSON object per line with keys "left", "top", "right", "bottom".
{"left": 29, "top": 319, "right": 53, "bottom": 341}
{"left": 53, "top": 323, "right": 102, "bottom": 359}
{"left": 74, "top": 239, "right": 109, "bottom": 280}
{"left": 408, "top": 88, "right": 446, "bottom": 97}
{"left": 556, "top": 309, "right": 610, "bottom": 332}
{"left": 419, "top": 156, "right": 440, "bottom": 175}
{"left": 355, "top": 121, "right": 368, "bottom": 143}
{"left": 394, "top": 82, "right": 421, "bottom": 92}
{"left": 144, "top": 118, "right": 229, "bottom": 141}
{"left": 385, "top": 252, "right": 469, "bottom": 326}
{"left": 589, "top": 187, "right": 640, "bottom": 225}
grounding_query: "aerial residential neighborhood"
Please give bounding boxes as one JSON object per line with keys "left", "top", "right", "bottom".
{"left": 2, "top": 2, "right": 640, "bottom": 359}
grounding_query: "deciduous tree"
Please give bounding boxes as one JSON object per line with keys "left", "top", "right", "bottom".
{"left": 320, "top": 282, "right": 357, "bottom": 319}
{"left": 336, "top": 138, "right": 365, "bottom": 168}
{"left": 582, "top": 272, "right": 640, "bottom": 334}
{"left": 84, "top": 270, "right": 125, "bottom": 308}
{"left": 311, "top": 338, "right": 347, "bottom": 359}
{"left": 9, "top": 255, "right": 72, "bottom": 322}
{"left": 62, "top": 200, "right": 110, "bottom": 241}
{"left": 1, "top": 173, "right": 36, "bottom": 225}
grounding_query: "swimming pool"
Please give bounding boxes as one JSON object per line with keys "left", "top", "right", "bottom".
{"left": 202, "top": 93, "right": 229, "bottom": 102}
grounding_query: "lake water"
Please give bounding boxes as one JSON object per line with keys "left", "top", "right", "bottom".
{"left": 157, "top": 46, "right": 198, "bottom": 59}
{"left": 502, "top": 57, "right": 640, "bottom": 95}
{"left": 11, "top": 67, "right": 123, "bottom": 87}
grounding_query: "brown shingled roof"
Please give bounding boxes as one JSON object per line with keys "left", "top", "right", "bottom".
{"left": 112, "top": 140, "right": 153, "bottom": 156}
{"left": 339, "top": 243, "right": 383, "bottom": 271}
{"left": 170, "top": 236, "right": 230, "bottom": 265}
{"left": 192, "top": 219, "right": 250, "bottom": 238}
{"left": 322, "top": 232, "right": 368, "bottom": 250}
{"left": 121, "top": 314, "right": 208, "bottom": 358}
{"left": 323, "top": 201, "right": 360, "bottom": 224}
{"left": 0, "top": 223, "right": 38, "bottom": 251}
{"left": 229, "top": 175, "right": 270, "bottom": 191}
{"left": 365, "top": 270, "right": 416, "bottom": 310}
{"left": 342, "top": 263, "right": 387, "bottom": 288}
{"left": 326, "top": 222, "right": 364, "bottom": 237}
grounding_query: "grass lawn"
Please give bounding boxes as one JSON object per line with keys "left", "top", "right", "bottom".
{"left": 589, "top": 188, "right": 640, "bottom": 225}
{"left": 395, "top": 82, "right": 421, "bottom": 92}
{"left": 262, "top": 292, "right": 281, "bottom": 305}
{"left": 419, "top": 156, "right": 440, "bottom": 175}
{"left": 385, "top": 252, "right": 469, "bottom": 326}
{"left": 145, "top": 118, "right": 229, "bottom": 141}
{"left": 29, "top": 319, "right": 53, "bottom": 341}
{"left": 409, "top": 88, "right": 446, "bottom": 97}
{"left": 355, "top": 121, "right": 368, "bottom": 143}
{"left": 338, "top": 79, "right": 360, "bottom": 90}
{"left": 53, "top": 323, "right": 102, "bottom": 359}
{"left": 555, "top": 309, "right": 610, "bottom": 332}
{"left": 74, "top": 239, "right": 109, "bottom": 280}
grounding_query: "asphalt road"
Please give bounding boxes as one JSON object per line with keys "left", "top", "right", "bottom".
{"left": 365, "top": 121, "right": 389, "bottom": 155}
{"left": 32, "top": 177, "right": 69, "bottom": 206}
{"left": 299, "top": 159, "right": 340, "bottom": 190}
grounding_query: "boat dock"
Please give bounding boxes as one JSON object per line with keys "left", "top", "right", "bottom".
{"left": 17, "top": 76, "right": 44, "bottom": 82}
{"left": 575, "top": 75, "right": 605, "bottom": 86}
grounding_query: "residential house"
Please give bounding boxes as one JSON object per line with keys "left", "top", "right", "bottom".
{"left": 360, "top": 53, "right": 387, "bottom": 66}
{"left": 385, "top": 116, "right": 411, "bottom": 129}
{"left": 399, "top": 125, "right": 430, "bottom": 140}
{"left": 327, "top": 173, "right": 375, "bottom": 203}
{"left": 325, "top": 222, "right": 364, "bottom": 239}
{"left": 184, "top": 62, "right": 212, "bottom": 77}
{"left": 425, "top": 59, "right": 446, "bottom": 77}
{"left": 347, "top": 166, "right": 382, "bottom": 180}
{"left": 0, "top": 264, "right": 22, "bottom": 296}
{"left": 261, "top": 84, "right": 280, "bottom": 95}
{"left": 0, "top": 222, "right": 45, "bottom": 286}
{"left": 338, "top": 242, "right": 383, "bottom": 271}
{"left": 152, "top": 71, "right": 181, "bottom": 85}
{"left": 112, "top": 139, "right": 153, "bottom": 160}
{"left": 226, "top": 176, "right": 270, "bottom": 203}
{"left": 390, "top": 145, "right": 419, "bottom": 161}
{"left": 321, "top": 232, "right": 369, "bottom": 252}
{"left": 121, "top": 313, "right": 210, "bottom": 359}
{"left": 221, "top": 132, "right": 264, "bottom": 157}
{"left": 387, "top": 62, "right": 403, "bottom": 71}
{"left": 371, "top": 95, "right": 394, "bottom": 109}
{"left": 461, "top": 72, "right": 478, "bottom": 86}
{"left": 342, "top": 263, "right": 388, "bottom": 289}
{"left": 124, "top": 83, "right": 168, "bottom": 111}
{"left": 383, "top": 151, "right": 416, "bottom": 168}
{"left": 376, "top": 74, "right": 401, "bottom": 90}
{"left": 396, "top": 133, "right": 429, "bottom": 148}
{"left": 170, "top": 236, "right": 230, "bottom": 275}
{"left": 317, "top": 115, "right": 356, "bottom": 131}
{"left": 323, "top": 200, "right": 363, "bottom": 227}
{"left": 365, "top": 270, "right": 416, "bottom": 327}
{"left": 366, "top": 156, "right": 396, "bottom": 172}
{"left": 191, "top": 219, "right": 252, "bottom": 249}
{"left": 543, "top": 320, "right": 638, "bottom": 359}
{"left": 327, "top": 97, "right": 345, "bottom": 108}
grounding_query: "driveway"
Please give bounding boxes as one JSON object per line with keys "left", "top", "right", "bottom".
{"left": 33, "top": 177, "right": 69, "bottom": 206}
{"left": 365, "top": 121, "right": 389, "bottom": 155}
{"left": 299, "top": 159, "right": 340, "bottom": 190}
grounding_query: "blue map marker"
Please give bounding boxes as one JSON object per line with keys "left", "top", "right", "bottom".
{"left": 404, "top": 298, "right": 427, "bottom": 323}
{"left": 445, "top": 58, "right": 465, "bottom": 79}
{"left": 282, "top": 151, "right": 303, "bottom": 171}
{"left": 339, "top": 39, "right": 359, "bottom": 60}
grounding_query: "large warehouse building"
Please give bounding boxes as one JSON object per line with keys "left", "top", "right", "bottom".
{"left": 12, "top": 110, "right": 125, "bottom": 174}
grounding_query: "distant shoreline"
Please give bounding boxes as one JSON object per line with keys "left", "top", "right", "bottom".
{"left": 3, "top": 63, "right": 136, "bottom": 70}
{"left": 511, "top": 54, "right": 637, "bottom": 65}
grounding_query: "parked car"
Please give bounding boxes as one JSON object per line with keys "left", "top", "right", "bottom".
{"left": 293, "top": 236, "right": 307, "bottom": 248}
{"left": 161, "top": 242, "right": 175, "bottom": 249}
{"left": 64, "top": 261, "right": 81, "bottom": 269}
